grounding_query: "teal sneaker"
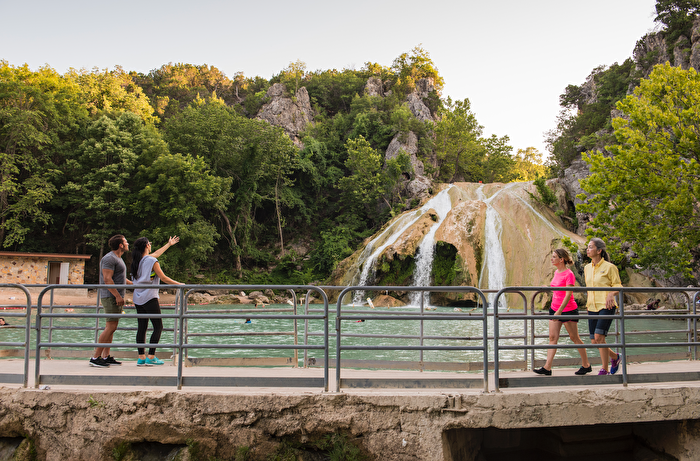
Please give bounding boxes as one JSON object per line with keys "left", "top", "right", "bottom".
{"left": 136, "top": 358, "right": 153, "bottom": 367}
{"left": 145, "top": 357, "right": 165, "bottom": 365}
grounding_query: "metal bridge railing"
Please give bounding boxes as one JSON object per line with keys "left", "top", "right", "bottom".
{"left": 30, "top": 284, "right": 329, "bottom": 391}
{"left": 493, "top": 286, "right": 700, "bottom": 391}
{"left": 333, "top": 286, "right": 490, "bottom": 392}
{"left": 1, "top": 283, "right": 699, "bottom": 392}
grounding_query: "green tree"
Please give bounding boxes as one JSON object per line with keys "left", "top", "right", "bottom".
{"left": 66, "top": 66, "right": 157, "bottom": 124}
{"left": 391, "top": 45, "right": 444, "bottom": 98}
{"left": 434, "top": 97, "right": 484, "bottom": 182}
{"left": 513, "top": 147, "right": 548, "bottom": 181}
{"left": 579, "top": 63, "right": 700, "bottom": 275}
{"left": 60, "top": 113, "right": 162, "bottom": 256}
{"left": 281, "top": 59, "right": 307, "bottom": 94}
{"left": 0, "top": 61, "right": 87, "bottom": 247}
{"left": 338, "top": 136, "right": 383, "bottom": 213}
{"left": 482, "top": 134, "right": 516, "bottom": 183}
{"left": 164, "top": 98, "right": 299, "bottom": 274}
{"left": 132, "top": 153, "right": 232, "bottom": 271}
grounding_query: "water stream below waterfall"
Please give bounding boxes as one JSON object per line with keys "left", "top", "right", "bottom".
{"left": 476, "top": 184, "right": 515, "bottom": 308}
{"left": 352, "top": 186, "right": 454, "bottom": 305}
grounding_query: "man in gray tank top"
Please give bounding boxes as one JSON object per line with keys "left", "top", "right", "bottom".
{"left": 89, "top": 234, "right": 132, "bottom": 367}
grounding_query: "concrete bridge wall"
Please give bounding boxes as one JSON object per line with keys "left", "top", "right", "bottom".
{"left": 0, "top": 385, "right": 699, "bottom": 460}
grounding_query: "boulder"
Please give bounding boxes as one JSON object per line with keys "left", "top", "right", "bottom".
{"left": 561, "top": 158, "right": 593, "bottom": 235}
{"left": 256, "top": 83, "right": 314, "bottom": 147}
{"left": 371, "top": 295, "right": 405, "bottom": 307}
{"left": 385, "top": 131, "right": 423, "bottom": 176}
{"left": 364, "top": 77, "right": 384, "bottom": 97}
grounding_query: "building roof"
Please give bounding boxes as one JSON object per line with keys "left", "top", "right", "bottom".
{"left": 0, "top": 251, "right": 92, "bottom": 260}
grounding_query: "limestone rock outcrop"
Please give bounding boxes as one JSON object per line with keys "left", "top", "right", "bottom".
{"left": 560, "top": 158, "right": 593, "bottom": 235}
{"left": 364, "top": 76, "right": 384, "bottom": 97}
{"left": 406, "top": 78, "right": 435, "bottom": 122}
{"left": 256, "top": 83, "right": 313, "bottom": 147}
{"left": 634, "top": 16, "right": 700, "bottom": 76}
{"left": 385, "top": 132, "right": 424, "bottom": 176}
{"left": 384, "top": 131, "right": 433, "bottom": 203}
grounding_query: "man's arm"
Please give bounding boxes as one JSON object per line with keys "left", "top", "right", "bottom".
{"left": 102, "top": 268, "right": 125, "bottom": 306}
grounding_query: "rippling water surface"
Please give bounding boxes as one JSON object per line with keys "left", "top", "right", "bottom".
{"left": 0, "top": 304, "right": 691, "bottom": 367}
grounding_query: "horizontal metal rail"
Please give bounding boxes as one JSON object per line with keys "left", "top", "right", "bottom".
{"left": 494, "top": 286, "right": 700, "bottom": 391}
{"left": 0, "top": 283, "right": 698, "bottom": 392}
{"left": 31, "top": 284, "right": 329, "bottom": 391}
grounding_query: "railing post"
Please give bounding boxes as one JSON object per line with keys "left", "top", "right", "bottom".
{"left": 493, "top": 291, "right": 501, "bottom": 392}
{"left": 419, "top": 290, "right": 424, "bottom": 372}
{"left": 335, "top": 292, "right": 343, "bottom": 392}
{"left": 618, "top": 289, "right": 627, "bottom": 387}
{"left": 177, "top": 286, "right": 185, "bottom": 390}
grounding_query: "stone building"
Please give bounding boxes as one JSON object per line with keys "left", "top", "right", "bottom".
{"left": 0, "top": 251, "right": 92, "bottom": 296}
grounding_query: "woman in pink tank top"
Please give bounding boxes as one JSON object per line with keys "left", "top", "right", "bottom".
{"left": 534, "top": 248, "right": 592, "bottom": 376}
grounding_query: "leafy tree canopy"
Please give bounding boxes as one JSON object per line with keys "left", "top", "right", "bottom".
{"left": 579, "top": 63, "right": 700, "bottom": 276}
{"left": 655, "top": 0, "right": 700, "bottom": 44}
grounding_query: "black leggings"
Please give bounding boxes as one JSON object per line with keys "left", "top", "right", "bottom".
{"left": 135, "top": 298, "right": 163, "bottom": 355}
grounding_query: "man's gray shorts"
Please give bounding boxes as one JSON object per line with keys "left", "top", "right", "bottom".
{"left": 100, "top": 297, "right": 121, "bottom": 323}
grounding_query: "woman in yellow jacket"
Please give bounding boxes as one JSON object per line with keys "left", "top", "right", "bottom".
{"left": 585, "top": 238, "right": 623, "bottom": 375}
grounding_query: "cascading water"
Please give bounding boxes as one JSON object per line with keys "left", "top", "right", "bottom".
{"left": 352, "top": 186, "right": 454, "bottom": 305}
{"left": 476, "top": 184, "right": 514, "bottom": 308}
{"left": 408, "top": 189, "right": 454, "bottom": 307}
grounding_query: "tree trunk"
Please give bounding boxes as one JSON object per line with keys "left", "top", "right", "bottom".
{"left": 219, "top": 210, "right": 242, "bottom": 276}
{"left": 275, "top": 174, "right": 285, "bottom": 257}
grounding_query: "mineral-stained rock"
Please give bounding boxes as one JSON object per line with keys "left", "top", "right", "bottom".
{"left": 380, "top": 210, "right": 437, "bottom": 263}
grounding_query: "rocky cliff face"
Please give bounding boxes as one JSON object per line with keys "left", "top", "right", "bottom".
{"left": 256, "top": 83, "right": 314, "bottom": 147}
{"left": 561, "top": 18, "right": 700, "bottom": 237}
{"left": 634, "top": 17, "right": 700, "bottom": 75}
{"left": 370, "top": 77, "right": 438, "bottom": 206}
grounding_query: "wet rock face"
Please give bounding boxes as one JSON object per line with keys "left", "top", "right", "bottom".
{"left": 331, "top": 182, "right": 587, "bottom": 307}
{"left": 256, "top": 83, "right": 314, "bottom": 147}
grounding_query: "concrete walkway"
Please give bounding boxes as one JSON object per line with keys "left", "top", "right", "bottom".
{"left": 2, "top": 357, "right": 699, "bottom": 395}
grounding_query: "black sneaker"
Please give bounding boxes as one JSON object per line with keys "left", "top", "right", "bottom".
{"left": 104, "top": 356, "right": 122, "bottom": 366}
{"left": 533, "top": 367, "right": 552, "bottom": 376}
{"left": 89, "top": 357, "right": 109, "bottom": 368}
{"left": 575, "top": 366, "right": 592, "bottom": 375}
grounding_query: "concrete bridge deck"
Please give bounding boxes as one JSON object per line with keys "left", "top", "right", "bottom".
{"left": 3, "top": 357, "right": 699, "bottom": 394}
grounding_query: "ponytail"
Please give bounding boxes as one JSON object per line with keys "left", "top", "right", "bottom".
{"left": 131, "top": 237, "right": 150, "bottom": 279}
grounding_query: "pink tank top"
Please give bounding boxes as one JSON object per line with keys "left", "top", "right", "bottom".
{"left": 551, "top": 269, "right": 577, "bottom": 311}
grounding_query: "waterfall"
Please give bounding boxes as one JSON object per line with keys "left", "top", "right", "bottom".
{"left": 476, "top": 184, "right": 513, "bottom": 308}
{"left": 408, "top": 190, "right": 454, "bottom": 307}
{"left": 352, "top": 186, "right": 454, "bottom": 305}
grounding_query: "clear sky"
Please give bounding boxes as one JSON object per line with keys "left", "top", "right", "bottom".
{"left": 1, "top": 0, "right": 659, "bottom": 156}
